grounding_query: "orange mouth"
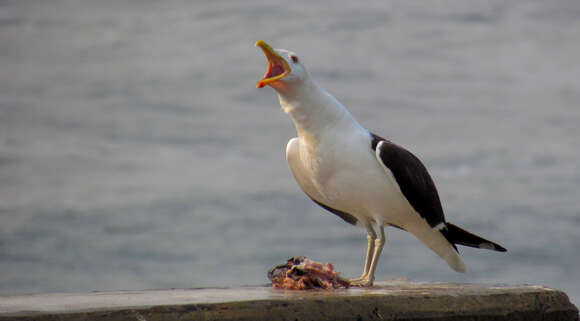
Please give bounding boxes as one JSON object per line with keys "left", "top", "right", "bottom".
{"left": 255, "top": 40, "right": 291, "bottom": 88}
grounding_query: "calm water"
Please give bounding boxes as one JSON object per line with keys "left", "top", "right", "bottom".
{"left": 1, "top": 0, "right": 579, "bottom": 306}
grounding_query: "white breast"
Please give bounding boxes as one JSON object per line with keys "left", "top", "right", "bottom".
{"left": 287, "top": 127, "right": 414, "bottom": 228}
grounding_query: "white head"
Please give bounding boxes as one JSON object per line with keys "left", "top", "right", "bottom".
{"left": 255, "top": 40, "right": 309, "bottom": 92}
{"left": 254, "top": 40, "right": 361, "bottom": 134}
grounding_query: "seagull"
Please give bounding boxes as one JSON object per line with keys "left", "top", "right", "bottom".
{"left": 255, "top": 40, "right": 506, "bottom": 286}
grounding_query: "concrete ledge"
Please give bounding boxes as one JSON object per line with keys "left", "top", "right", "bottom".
{"left": 0, "top": 281, "right": 577, "bottom": 321}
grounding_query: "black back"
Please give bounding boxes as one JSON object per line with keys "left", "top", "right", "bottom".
{"left": 371, "top": 133, "right": 446, "bottom": 228}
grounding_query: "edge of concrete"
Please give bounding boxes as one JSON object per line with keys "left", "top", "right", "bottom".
{"left": 0, "top": 281, "right": 577, "bottom": 321}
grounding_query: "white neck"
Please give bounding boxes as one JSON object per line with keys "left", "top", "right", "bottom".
{"left": 275, "top": 77, "right": 363, "bottom": 140}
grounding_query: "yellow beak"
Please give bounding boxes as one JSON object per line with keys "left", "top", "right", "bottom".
{"left": 255, "top": 40, "right": 291, "bottom": 88}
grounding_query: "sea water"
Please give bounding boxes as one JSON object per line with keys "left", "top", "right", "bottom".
{"left": 1, "top": 0, "right": 579, "bottom": 306}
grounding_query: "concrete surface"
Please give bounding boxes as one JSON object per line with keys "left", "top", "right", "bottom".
{"left": 0, "top": 281, "right": 578, "bottom": 321}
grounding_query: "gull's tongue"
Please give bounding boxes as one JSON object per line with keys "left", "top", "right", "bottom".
{"left": 266, "top": 64, "right": 284, "bottom": 78}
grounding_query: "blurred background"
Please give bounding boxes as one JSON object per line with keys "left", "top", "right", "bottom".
{"left": 1, "top": 0, "right": 579, "bottom": 306}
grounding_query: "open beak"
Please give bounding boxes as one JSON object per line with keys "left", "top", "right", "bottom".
{"left": 255, "top": 40, "right": 291, "bottom": 88}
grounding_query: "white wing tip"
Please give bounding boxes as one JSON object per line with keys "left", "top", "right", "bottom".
{"left": 478, "top": 243, "right": 496, "bottom": 250}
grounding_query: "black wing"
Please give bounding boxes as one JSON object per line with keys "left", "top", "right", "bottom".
{"left": 372, "top": 133, "right": 507, "bottom": 252}
{"left": 309, "top": 197, "right": 359, "bottom": 226}
{"left": 371, "top": 133, "right": 445, "bottom": 228}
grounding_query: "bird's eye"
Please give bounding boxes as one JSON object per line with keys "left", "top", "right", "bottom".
{"left": 290, "top": 55, "right": 299, "bottom": 63}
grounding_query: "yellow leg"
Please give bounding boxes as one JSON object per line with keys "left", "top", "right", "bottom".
{"left": 351, "top": 226, "right": 385, "bottom": 286}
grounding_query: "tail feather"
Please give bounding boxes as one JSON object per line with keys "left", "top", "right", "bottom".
{"left": 443, "top": 223, "right": 507, "bottom": 252}
{"left": 406, "top": 222, "right": 467, "bottom": 273}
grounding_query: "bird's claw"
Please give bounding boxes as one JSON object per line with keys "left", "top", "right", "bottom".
{"left": 349, "top": 276, "right": 374, "bottom": 287}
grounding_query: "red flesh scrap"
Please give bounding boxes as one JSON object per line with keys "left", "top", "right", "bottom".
{"left": 268, "top": 257, "right": 351, "bottom": 290}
